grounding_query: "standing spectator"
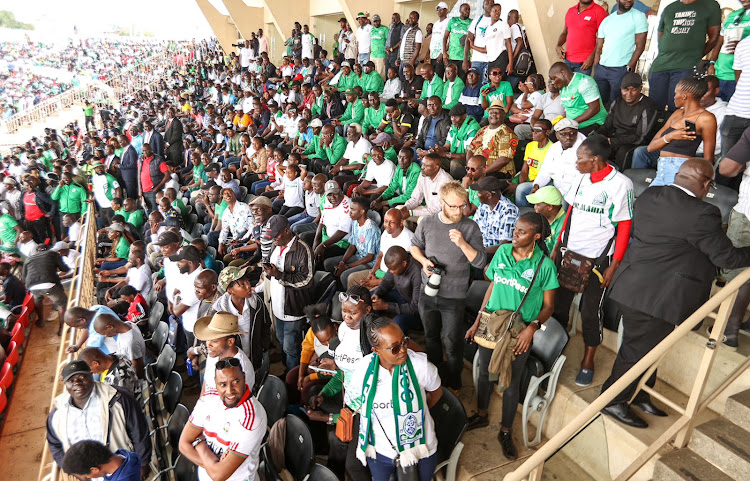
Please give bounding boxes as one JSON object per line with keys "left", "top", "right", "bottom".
{"left": 258, "top": 29, "right": 270, "bottom": 55}
{"left": 163, "top": 108, "right": 184, "bottom": 165}
{"left": 370, "top": 15, "right": 389, "bottom": 78}
{"left": 356, "top": 13, "right": 373, "bottom": 65}
{"left": 648, "top": 0, "right": 721, "bottom": 112}
{"left": 22, "top": 176, "right": 55, "bottom": 243}
{"left": 410, "top": 181, "right": 486, "bottom": 390}
{"left": 593, "top": 0, "right": 648, "bottom": 104}
{"left": 720, "top": 36, "right": 750, "bottom": 159}
{"left": 83, "top": 100, "right": 96, "bottom": 132}
{"left": 465, "top": 0, "right": 495, "bottom": 83}
{"left": 444, "top": 2, "right": 472, "bottom": 79}
{"left": 0, "top": 202, "right": 20, "bottom": 249}
{"left": 549, "top": 62, "right": 607, "bottom": 134}
{"left": 91, "top": 161, "right": 122, "bottom": 227}
{"left": 138, "top": 143, "right": 168, "bottom": 214}
{"left": 119, "top": 135, "right": 139, "bottom": 199}
{"left": 430, "top": 2, "right": 450, "bottom": 79}
{"left": 168, "top": 245, "right": 205, "bottom": 349}
{"left": 398, "top": 11, "right": 423, "bottom": 81}
{"left": 24, "top": 243, "right": 70, "bottom": 334}
{"left": 557, "top": 0, "right": 607, "bottom": 75}
{"left": 471, "top": 176, "right": 519, "bottom": 254}
{"left": 78, "top": 347, "right": 141, "bottom": 401}
{"left": 51, "top": 172, "right": 87, "bottom": 237}
{"left": 480, "top": 3, "right": 514, "bottom": 77}
{"left": 61, "top": 440, "right": 141, "bottom": 481}
{"left": 708, "top": 1, "right": 750, "bottom": 101}
{"left": 553, "top": 135, "right": 634, "bottom": 387}
{"left": 385, "top": 13, "right": 405, "bottom": 75}
{"left": 142, "top": 121, "right": 165, "bottom": 158}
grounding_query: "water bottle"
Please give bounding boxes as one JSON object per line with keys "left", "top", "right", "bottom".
{"left": 186, "top": 355, "right": 194, "bottom": 376}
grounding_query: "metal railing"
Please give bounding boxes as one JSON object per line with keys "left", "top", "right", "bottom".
{"left": 504, "top": 267, "right": 750, "bottom": 481}
{"left": 37, "top": 203, "right": 97, "bottom": 481}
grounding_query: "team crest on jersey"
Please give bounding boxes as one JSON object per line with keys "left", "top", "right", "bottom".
{"left": 592, "top": 191, "right": 608, "bottom": 206}
{"left": 224, "top": 422, "right": 231, "bottom": 433}
{"left": 521, "top": 268, "right": 535, "bottom": 281}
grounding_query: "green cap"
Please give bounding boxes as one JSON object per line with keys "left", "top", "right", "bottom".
{"left": 344, "top": 88, "right": 358, "bottom": 96}
{"left": 525, "top": 186, "right": 563, "bottom": 206}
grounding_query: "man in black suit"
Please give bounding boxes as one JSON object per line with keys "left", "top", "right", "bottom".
{"left": 601, "top": 159, "right": 750, "bottom": 428}
{"left": 163, "top": 107, "right": 184, "bottom": 165}
{"left": 118, "top": 134, "right": 139, "bottom": 199}
{"left": 143, "top": 120, "right": 164, "bottom": 158}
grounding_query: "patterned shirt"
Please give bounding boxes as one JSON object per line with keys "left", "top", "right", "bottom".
{"left": 219, "top": 201, "right": 252, "bottom": 245}
{"left": 103, "top": 354, "right": 142, "bottom": 401}
{"left": 349, "top": 218, "right": 381, "bottom": 268}
{"left": 468, "top": 124, "right": 519, "bottom": 177}
{"left": 474, "top": 196, "right": 519, "bottom": 247}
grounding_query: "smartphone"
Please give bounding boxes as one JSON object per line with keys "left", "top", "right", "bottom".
{"left": 309, "top": 366, "right": 337, "bottom": 375}
{"left": 262, "top": 262, "right": 272, "bottom": 269}
{"left": 685, "top": 120, "right": 697, "bottom": 133}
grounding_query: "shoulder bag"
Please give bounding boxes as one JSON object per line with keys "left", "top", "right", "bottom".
{"left": 512, "top": 24, "right": 534, "bottom": 78}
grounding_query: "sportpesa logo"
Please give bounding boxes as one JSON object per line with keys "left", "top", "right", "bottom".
{"left": 493, "top": 274, "right": 528, "bottom": 294}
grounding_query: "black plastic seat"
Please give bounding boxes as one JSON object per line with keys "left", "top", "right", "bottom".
{"left": 430, "top": 388, "right": 468, "bottom": 481}
{"left": 257, "top": 375, "right": 287, "bottom": 428}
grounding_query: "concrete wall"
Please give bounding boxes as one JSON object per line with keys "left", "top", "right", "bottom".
{"left": 195, "top": 0, "right": 239, "bottom": 55}
{"left": 222, "top": 0, "right": 264, "bottom": 40}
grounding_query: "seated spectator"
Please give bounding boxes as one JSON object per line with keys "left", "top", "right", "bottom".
{"left": 514, "top": 81, "right": 565, "bottom": 141}
{"left": 381, "top": 67, "right": 402, "bottom": 100}
{"left": 276, "top": 164, "right": 306, "bottom": 218}
{"left": 480, "top": 66, "right": 514, "bottom": 119}
{"left": 158, "top": 196, "right": 183, "bottom": 229}
{"left": 362, "top": 92, "right": 387, "bottom": 138}
{"left": 462, "top": 155, "right": 488, "bottom": 217}
{"left": 509, "top": 74, "right": 546, "bottom": 125}
{"left": 286, "top": 304, "right": 337, "bottom": 405}
{"left": 62, "top": 440, "right": 142, "bottom": 481}
{"left": 459, "top": 68, "right": 484, "bottom": 121}
{"left": 646, "top": 77, "right": 716, "bottom": 187}
{"left": 24, "top": 242, "right": 70, "bottom": 334}
{"left": 336, "top": 89, "right": 365, "bottom": 134}
{"left": 442, "top": 63, "right": 466, "bottom": 111}
{"left": 96, "top": 223, "right": 130, "bottom": 271}
{"left": 103, "top": 250, "right": 152, "bottom": 303}
{"left": 46, "top": 360, "right": 150, "bottom": 475}
{"left": 351, "top": 146, "right": 396, "bottom": 199}
{"left": 167, "top": 245, "right": 205, "bottom": 349}
{"left": 78, "top": 347, "right": 141, "bottom": 401}
{"left": 372, "top": 246, "right": 422, "bottom": 335}
{"left": 467, "top": 100, "right": 518, "bottom": 177}
{"left": 398, "top": 154, "right": 452, "bottom": 223}
{"left": 119, "top": 198, "right": 146, "bottom": 232}
{"left": 548, "top": 61, "right": 607, "bottom": 135}
{"left": 239, "top": 137, "right": 268, "bottom": 190}
{"left": 93, "top": 313, "right": 146, "bottom": 379}
{"left": 165, "top": 187, "right": 187, "bottom": 218}
{"left": 120, "top": 286, "right": 149, "bottom": 332}
{"left": 0, "top": 261, "right": 26, "bottom": 310}
{"left": 18, "top": 230, "right": 38, "bottom": 258}
{"left": 217, "top": 188, "right": 252, "bottom": 261}
{"left": 527, "top": 186, "right": 566, "bottom": 253}
{"left": 509, "top": 120, "right": 553, "bottom": 206}
{"left": 324, "top": 197, "right": 380, "bottom": 287}
{"left": 291, "top": 174, "right": 326, "bottom": 232}
{"left": 331, "top": 123, "right": 373, "bottom": 191}
{"left": 374, "top": 101, "right": 414, "bottom": 147}
{"left": 471, "top": 176, "right": 519, "bottom": 254}
{"left": 310, "top": 125, "right": 348, "bottom": 175}
{"left": 309, "top": 181, "right": 352, "bottom": 264}
{"left": 416, "top": 96, "right": 451, "bottom": 157}
{"left": 435, "top": 104, "right": 481, "bottom": 179}
{"left": 531, "top": 118, "right": 586, "bottom": 198}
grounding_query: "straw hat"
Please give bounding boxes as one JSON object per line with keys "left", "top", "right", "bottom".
{"left": 194, "top": 312, "right": 247, "bottom": 341}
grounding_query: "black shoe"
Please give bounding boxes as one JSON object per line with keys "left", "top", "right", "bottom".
{"left": 498, "top": 430, "right": 518, "bottom": 460}
{"left": 465, "top": 413, "right": 489, "bottom": 431}
{"left": 631, "top": 401, "right": 668, "bottom": 417}
{"left": 601, "top": 403, "right": 648, "bottom": 429}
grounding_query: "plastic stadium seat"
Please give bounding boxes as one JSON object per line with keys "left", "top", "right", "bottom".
{"left": 263, "top": 414, "right": 314, "bottom": 481}
{"left": 0, "top": 387, "right": 6, "bottom": 414}
{"left": 17, "top": 307, "right": 30, "bottom": 329}
{"left": 704, "top": 184, "right": 738, "bottom": 224}
{"left": 308, "top": 464, "right": 339, "bottom": 481}
{"left": 148, "top": 322, "right": 169, "bottom": 357}
{"left": 431, "top": 389, "right": 467, "bottom": 481}
{"left": 257, "top": 375, "right": 287, "bottom": 429}
{"left": 10, "top": 322, "right": 25, "bottom": 346}
{"left": 0, "top": 362, "right": 13, "bottom": 390}
{"left": 5, "top": 341, "right": 18, "bottom": 367}
{"left": 22, "top": 293, "right": 34, "bottom": 315}
{"left": 162, "top": 371, "right": 184, "bottom": 415}
{"left": 623, "top": 169, "right": 656, "bottom": 198}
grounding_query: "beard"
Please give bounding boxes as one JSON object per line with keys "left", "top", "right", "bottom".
{"left": 618, "top": 1, "right": 633, "bottom": 12}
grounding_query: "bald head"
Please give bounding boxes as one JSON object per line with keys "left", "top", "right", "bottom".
{"left": 674, "top": 158, "right": 715, "bottom": 200}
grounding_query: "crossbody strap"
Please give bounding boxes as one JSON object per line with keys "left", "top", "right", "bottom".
{"left": 561, "top": 176, "right": 616, "bottom": 261}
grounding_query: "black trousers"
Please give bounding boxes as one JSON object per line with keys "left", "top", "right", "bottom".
{"left": 553, "top": 256, "right": 611, "bottom": 348}
{"left": 431, "top": 58, "right": 445, "bottom": 79}
{"left": 327, "top": 414, "right": 371, "bottom": 481}
{"left": 26, "top": 217, "right": 52, "bottom": 243}
{"left": 601, "top": 305, "right": 675, "bottom": 406}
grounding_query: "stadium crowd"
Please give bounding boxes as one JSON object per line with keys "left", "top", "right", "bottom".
{"left": 1, "top": 1, "right": 750, "bottom": 480}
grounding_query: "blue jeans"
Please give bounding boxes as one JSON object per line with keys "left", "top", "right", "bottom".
{"left": 419, "top": 294, "right": 465, "bottom": 390}
{"left": 564, "top": 60, "right": 591, "bottom": 76}
{"left": 651, "top": 156, "right": 687, "bottom": 187}
{"left": 251, "top": 179, "right": 271, "bottom": 196}
{"left": 719, "top": 79, "right": 737, "bottom": 102}
{"left": 471, "top": 61, "right": 489, "bottom": 84}
{"left": 382, "top": 290, "right": 422, "bottom": 335}
{"left": 289, "top": 211, "right": 314, "bottom": 228}
{"left": 223, "top": 156, "right": 241, "bottom": 169}
{"left": 631, "top": 146, "right": 660, "bottom": 169}
{"left": 275, "top": 317, "right": 305, "bottom": 370}
{"left": 648, "top": 69, "right": 693, "bottom": 112}
{"left": 101, "top": 259, "right": 128, "bottom": 271}
{"left": 367, "top": 452, "right": 438, "bottom": 481}
{"left": 358, "top": 53, "right": 370, "bottom": 65}
{"left": 594, "top": 65, "right": 628, "bottom": 104}
{"left": 720, "top": 114, "right": 750, "bottom": 158}
{"left": 514, "top": 182, "right": 534, "bottom": 207}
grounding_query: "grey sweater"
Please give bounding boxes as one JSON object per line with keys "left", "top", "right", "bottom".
{"left": 412, "top": 213, "right": 487, "bottom": 299}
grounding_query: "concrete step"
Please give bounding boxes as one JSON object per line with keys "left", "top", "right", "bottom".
{"left": 651, "top": 448, "right": 736, "bottom": 481}
{"left": 689, "top": 418, "right": 750, "bottom": 480}
{"left": 724, "top": 389, "right": 750, "bottom": 433}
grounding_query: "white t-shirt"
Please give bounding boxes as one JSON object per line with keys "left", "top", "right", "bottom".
{"left": 203, "top": 348, "right": 255, "bottom": 393}
{"left": 533, "top": 133, "right": 586, "bottom": 197}
{"left": 301, "top": 33, "right": 315, "bottom": 59}
{"left": 537, "top": 92, "right": 566, "bottom": 120}
{"left": 92, "top": 174, "right": 119, "bottom": 208}
{"left": 304, "top": 191, "right": 321, "bottom": 217}
{"left": 364, "top": 159, "right": 396, "bottom": 187}
{"left": 485, "top": 19, "right": 512, "bottom": 62}
{"left": 430, "top": 18, "right": 449, "bottom": 59}
{"left": 356, "top": 24, "right": 373, "bottom": 54}
{"left": 114, "top": 322, "right": 146, "bottom": 362}
{"left": 564, "top": 169, "right": 634, "bottom": 258}
{"left": 127, "top": 264, "right": 152, "bottom": 297}
{"left": 177, "top": 267, "right": 204, "bottom": 333}
{"left": 283, "top": 177, "right": 305, "bottom": 208}
{"left": 68, "top": 222, "right": 81, "bottom": 243}
{"left": 344, "top": 137, "right": 373, "bottom": 165}
{"left": 378, "top": 229, "right": 414, "bottom": 272}
{"left": 189, "top": 388, "right": 267, "bottom": 481}
{"left": 19, "top": 239, "right": 38, "bottom": 258}
{"left": 510, "top": 23, "right": 524, "bottom": 52}
{"left": 349, "top": 350, "right": 440, "bottom": 460}
{"left": 334, "top": 321, "right": 363, "bottom": 407}
{"left": 515, "top": 90, "right": 543, "bottom": 110}
{"left": 240, "top": 47, "right": 254, "bottom": 68}
{"left": 399, "top": 27, "right": 424, "bottom": 60}
{"left": 322, "top": 197, "right": 352, "bottom": 242}
{"left": 468, "top": 15, "right": 493, "bottom": 62}
{"left": 164, "top": 258, "right": 181, "bottom": 304}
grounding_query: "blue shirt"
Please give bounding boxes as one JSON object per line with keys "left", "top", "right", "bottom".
{"left": 349, "top": 218, "right": 380, "bottom": 267}
{"left": 131, "top": 135, "right": 144, "bottom": 156}
{"left": 474, "top": 196, "right": 520, "bottom": 248}
{"left": 460, "top": 84, "right": 483, "bottom": 119}
{"left": 425, "top": 118, "right": 440, "bottom": 150}
{"left": 107, "top": 450, "right": 142, "bottom": 481}
{"left": 203, "top": 254, "right": 219, "bottom": 274}
{"left": 87, "top": 305, "right": 120, "bottom": 354}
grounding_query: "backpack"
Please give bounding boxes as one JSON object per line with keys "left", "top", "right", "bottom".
{"left": 513, "top": 24, "right": 534, "bottom": 77}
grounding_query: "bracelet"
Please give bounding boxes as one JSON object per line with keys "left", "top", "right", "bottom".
{"left": 192, "top": 438, "right": 205, "bottom": 447}
{"left": 328, "top": 414, "right": 334, "bottom": 425}
{"left": 662, "top": 135, "right": 670, "bottom": 144}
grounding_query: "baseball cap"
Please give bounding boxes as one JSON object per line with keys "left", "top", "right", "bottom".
{"left": 372, "top": 132, "right": 392, "bottom": 145}
{"left": 373, "top": 14, "right": 381, "bottom": 21}
{"left": 61, "top": 360, "right": 91, "bottom": 381}
{"left": 341, "top": 61, "right": 351, "bottom": 68}
{"left": 324, "top": 180, "right": 342, "bottom": 195}
{"left": 526, "top": 186, "right": 563, "bottom": 206}
{"left": 159, "top": 217, "right": 181, "bottom": 228}
{"left": 249, "top": 196, "right": 272, "bottom": 208}
{"left": 218, "top": 265, "right": 253, "bottom": 293}
{"left": 436, "top": 2, "right": 448, "bottom": 10}
{"left": 310, "top": 118, "right": 323, "bottom": 128}
{"left": 357, "top": 12, "right": 367, "bottom": 18}
{"left": 467, "top": 67, "right": 480, "bottom": 75}
{"left": 107, "top": 223, "right": 125, "bottom": 233}
{"left": 470, "top": 176, "right": 507, "bottom": 192}
{"left": 554, "top": 118, "right": 579, "bottom": 132}
{"left": 264, "top": 215, "right": 290, "bottom": 239}
{"left": 621, "top": 72, "right": 643, "bottom": 89}
{"left": 153, "top": 231, "right": 181, "bottom": 246}
{"left": 205, "top": 163, "right": 221, "bottom": 173}
{"left": 91, "top": 160, "right": 104, "bottom": 167}
{"left": 344, "top": 88, "right": 358, "bottom": 96}
{"left": 168, "top": 245, "right": 203, "bottom": 263}
{"left": 449, "top": 104, "right": 467, "bottom": 116}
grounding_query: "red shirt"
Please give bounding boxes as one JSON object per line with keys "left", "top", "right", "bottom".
{"left": 23, "top": 192, "right": 45, "bottom": 221}
{"left": 127, "top": 293, "right": 149, "bottom": 327}
{"left": 564, "top": 2, "right": 607, "bottom": 62}
{"left": 139, "top": 156, "right": 168, "bottom": 193}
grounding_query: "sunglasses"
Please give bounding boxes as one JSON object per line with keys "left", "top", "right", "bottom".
{"left": 216, "top": 357, "right": 241, "bottom": 370}
{"left": 339, "top": 292, "right": 363, "bottom": 304}
{"left": 380, "top": 337, "right": 410, "bottom": 355}
{"left": 490, "top": 71, "right": 502, "bottom": 76}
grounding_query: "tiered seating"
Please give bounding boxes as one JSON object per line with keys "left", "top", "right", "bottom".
{"left": 0, "top": 294, "right": 35, "bottom": 417}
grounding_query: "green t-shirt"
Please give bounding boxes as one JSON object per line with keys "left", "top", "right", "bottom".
{"left": 215, "top": 200, "right": 228, "bottom": 219}
{"left": 468, "top": 187, "right": 480, "bottom": 208}
{"left": 546, "top": 210, "right": 566, "bottom": 254}
{"left": 84, "top": 105, "right": 94, "bottom": 116}
{"left": 484, "top": 243, "right": 559, "bottom": 322}
{"left": 115, "top": 236, "right": 130, "bottom": 259}
{"left": 481, "top": 81, "right": 514, "bottom": 118}
{"left": 651, "top": 0, "right": 722, "bottom": 73}
{"left": 172, "top": 199, "right": 187, "bottom": 218}
{"left": 384, "top": 145, "right": 398, "bottom": 163}
{"left": 0, "top": 215, "right": 18, "bottom": 246}
{"left": 124, "top": 209, "right": 145, "bottom": 230}
{"left": 716, "top": 9, "right": 750, "bottom": 80}
{"left": 446, "top": 17, "right": 472, "bottom": 61}
{"left": 559, "top": 73, "right": 607, "bottom": 128}
{"left": 192, "top": 165, "right": 206, "bottom": 190}
{"left": 370, "top": 25, "right": 389, "bottom": 59}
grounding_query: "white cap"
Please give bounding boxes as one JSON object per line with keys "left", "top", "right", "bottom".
{"left": 341, "top": 61, "right": 351, "bottom": 68}
{"left": 436, "top": 2, "right": 448, "bottom": 10}
{"left": 310, "top": 119, "right": 323, "bottom": 128}
{"left": 553, "top": 118, "right": 579, "bottom": 132}
{"left": 51, "top": 241, "right": 69, "bottom": 252}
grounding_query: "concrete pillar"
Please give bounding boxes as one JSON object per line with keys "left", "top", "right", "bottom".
{"left": 222, "top": 0, "right": 265, "bottom": 40}
{"left": 262, "top": 0, "right": 310, "bottom": 43}
{"left": 195, "top": 0, "right": 239, "bottom": 55}
{"left": 338, "top": 0, "right": 398, "bottom": 27}
{"left": 518, "top": 0, "right": 565, "bottom": 80}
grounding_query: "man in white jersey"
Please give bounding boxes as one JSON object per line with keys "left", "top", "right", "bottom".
{"left": 720, "top": 35, "right": 750, "bottom": 159}
{"left": 179, "top": 358, "right": 267, "bottom": 481}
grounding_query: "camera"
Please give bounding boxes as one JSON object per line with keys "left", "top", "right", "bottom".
{"left": 424, "top": 263, "right": 445, "bottom": 297}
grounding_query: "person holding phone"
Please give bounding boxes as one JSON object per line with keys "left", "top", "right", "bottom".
{"left": 646, "top": 76, "right": 717, "bottom": 187}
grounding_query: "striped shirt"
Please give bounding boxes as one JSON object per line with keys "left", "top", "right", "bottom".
{"left": 726, "top": 36, "right": 750, "bottom": 119}
{"left": 189, "top": 388, "right": 267, "bottom": 481}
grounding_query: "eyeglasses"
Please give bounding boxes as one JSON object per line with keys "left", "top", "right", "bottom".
{"left": 490, "top": 71, "right": 502, "bottom": 76}
{"left": 443, "top": 199, "right": 467, "bottom": 210}
{"left": 381, "top": 337, "right": 410, "bottom": 355}
{"left": 466, "top": 166, "right": 479, "bottom": 172}
{"left": 699, "top": 172, "right": 717, "bottom": 190}
{"left": 216, "top": 357, "right": 241, "bottom": 370}
{"left": 339, "top": 292, "right": 363, "bottom": 304}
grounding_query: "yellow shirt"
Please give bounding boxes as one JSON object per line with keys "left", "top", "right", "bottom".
{"left": 233, "top": 114, "right": 252, "bottom": 129}
{"left": 523, "top": 140, "right": 552, "bottom": 181}
{"left": 181, "top": 103, "right": 192, "bottom": 114}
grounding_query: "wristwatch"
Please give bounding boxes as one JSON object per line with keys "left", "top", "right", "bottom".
{"left": 192, "top": 438, "right": 205, "bottom": 447}
{"left": 531, "top": 320, "right": 546, "bottom": 331}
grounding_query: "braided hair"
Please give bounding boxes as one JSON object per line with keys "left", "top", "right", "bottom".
{"left": 360, "top": 315, "right": 396, "bottom": 356}
{"left": 519, "top": 211, "right": 552, "bottom": 257}
{"left": 304, "top": 303, "right": 333, "bottom": 333}
{"left": 677, "top": 76, "right": 709, "bottom": 100}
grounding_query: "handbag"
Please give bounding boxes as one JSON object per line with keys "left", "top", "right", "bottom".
{"left": 512, "top": 24, "right": 534, "bottom": 77}
{"left": 335, "top": 371, "right": 361, "bottom": 442}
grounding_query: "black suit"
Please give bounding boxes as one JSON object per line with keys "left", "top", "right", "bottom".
{"left": 164, "top": 118, "right": 184, "bottom": 164}
{"left": 603, "top": 185, "right": 750, "bottom": 405}
{"left": 146, "top": 130, "right": 165, "bottom": 158}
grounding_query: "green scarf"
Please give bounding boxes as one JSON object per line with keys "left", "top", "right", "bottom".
{"left": 450, "top": 117, "right": 479, "bottom": 154}
{"left": 356, "top": 353, "right": 428, "bottom": 466}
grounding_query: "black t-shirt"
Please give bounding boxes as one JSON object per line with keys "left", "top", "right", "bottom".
{"left": 402, "top": 77, "right": 424, "bottom": 100}
{"left": 3, "top": 275, "right": 24, "bottom": 309}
